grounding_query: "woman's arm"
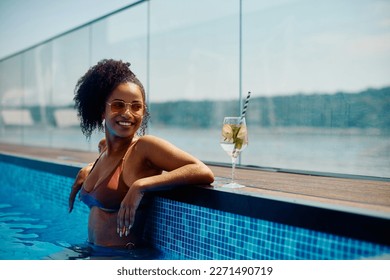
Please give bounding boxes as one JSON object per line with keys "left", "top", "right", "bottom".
{"left": 68, "top": 163, "right": 93, "bottom": 213}
{"left": 136, "top": 135, "right": 214, "bottom": 189}
{"left": 117, "top": 135, "right": 214, "bottom": 236}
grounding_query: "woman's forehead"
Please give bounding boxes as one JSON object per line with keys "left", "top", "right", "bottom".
{"left": 110, "top": 82, "right": 143, "bottom": 100}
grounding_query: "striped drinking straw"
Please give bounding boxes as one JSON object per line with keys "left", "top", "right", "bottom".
{"left": 232, "top": 91, "right": 251, "bottom": 154}
{"left": 240, "top": 91, "right": 251, "bottom": 124}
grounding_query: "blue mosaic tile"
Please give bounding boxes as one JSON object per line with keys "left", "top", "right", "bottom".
{"left": 144, "top": 197, "right": 390, "bottom": 260}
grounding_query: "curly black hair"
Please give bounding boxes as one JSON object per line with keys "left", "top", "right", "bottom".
{"left": 74, "top": 59, "right": 150, "bottom": 139}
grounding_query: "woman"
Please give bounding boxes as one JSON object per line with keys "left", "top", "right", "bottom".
{"left": 70, "top": 59, "right": 214, "bottom": 249}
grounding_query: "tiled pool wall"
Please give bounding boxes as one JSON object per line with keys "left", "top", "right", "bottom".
{"left": 1, "top": 154, "right": 389, "bottom": 260}
{"left": 145, "top": 198, "right": 389, "bottom": 260}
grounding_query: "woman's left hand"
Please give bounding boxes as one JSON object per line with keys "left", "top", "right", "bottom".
{"left": 117, "top": 185, "right": 144, "bottom": 237}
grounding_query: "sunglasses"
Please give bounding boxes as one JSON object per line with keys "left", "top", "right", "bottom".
{"left": 106, "top": 100, "right": 145, "bottom": 115}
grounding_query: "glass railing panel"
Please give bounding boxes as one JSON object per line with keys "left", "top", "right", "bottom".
{"left": 51, "top": 27, "right": 92, "bottom": 151}
{"left": 241, "top": 0, "right": 390, "bottom": 177}
{"left": 21, "top": 43, "right": 53, "bottom": 147}
{"left": 0, "top": 55, "right": 24, "bottom": 145}
{"left": 91, "top": 2, "right": 148, "bottom": 85}
{"left": 148, "top": 0, "right": 240, "bottom": 163}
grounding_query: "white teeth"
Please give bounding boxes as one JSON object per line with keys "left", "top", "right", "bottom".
{"left": 118, "top": 121, "right": 132, "bottom": 126}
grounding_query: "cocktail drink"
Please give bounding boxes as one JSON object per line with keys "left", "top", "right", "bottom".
{"left": 220, "top": 116, "right": 248, "bottom": 188}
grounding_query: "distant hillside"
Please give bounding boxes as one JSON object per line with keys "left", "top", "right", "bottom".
{"left": 22, "top": 86, "right": 389, "bottom": 131}
{"left": 150, "top": 87, "right": 390, "bottom": 130}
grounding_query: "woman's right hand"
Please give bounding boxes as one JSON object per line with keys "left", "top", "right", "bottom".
{"left": 68, "top": 184, "right": 81, "bottom": 213}
{"left": 68, "top": 164, "right": 92, "bottom": 213}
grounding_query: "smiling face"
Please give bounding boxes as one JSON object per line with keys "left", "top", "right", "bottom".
{"left": 103, "top": 82, "right": 145, "bottom": 139}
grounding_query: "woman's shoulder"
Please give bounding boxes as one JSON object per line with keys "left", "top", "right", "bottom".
{"left": 136, "top": 134, "right": 174, "bottom": 150}
{"left": 137, "top": 134, "right": 167, "bottom": 144}
{"left": 137, "top": 134, "right": 159, "bottom": 144}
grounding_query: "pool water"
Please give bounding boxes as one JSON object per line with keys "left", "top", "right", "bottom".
{"left": 0, "top": 182, "right": 165, "bottom": 260}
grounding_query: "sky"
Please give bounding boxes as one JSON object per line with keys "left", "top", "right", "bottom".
{"left": 0, "top": 0, "right": 389, "bottom": 99}
{"left": 0, "top": 0, "right": 137, "bottom": 60}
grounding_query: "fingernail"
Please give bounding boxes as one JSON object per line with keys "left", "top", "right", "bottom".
{"left": 125, "top": 229, "right": 128, "bottom": 236}
{"left": 119, "top": 231, "right": 122, "bottom": 237}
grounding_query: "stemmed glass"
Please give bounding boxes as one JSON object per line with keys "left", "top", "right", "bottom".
{"left": 219, "top": 116, "right": 248, "bottom": 188}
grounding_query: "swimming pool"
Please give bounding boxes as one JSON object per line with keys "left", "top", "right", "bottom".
{"left": 1, "top": 152, "right": 389, "bottom": 260}
{"left": 0, "top": 160, "right": 167, "bottom": 260}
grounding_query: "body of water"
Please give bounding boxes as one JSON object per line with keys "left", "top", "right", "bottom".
{"left": 153, "top": 126, "right": 390, "bottom": 179}
{"left": 1, "top": 126, "right": 389, "bottom": 178}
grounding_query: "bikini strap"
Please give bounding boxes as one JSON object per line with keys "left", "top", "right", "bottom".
{"left": 88, "top": 146, "right": 107, "bottom": 173}
{"left": 120, "top": 138, "right": 138, "bottom": 170}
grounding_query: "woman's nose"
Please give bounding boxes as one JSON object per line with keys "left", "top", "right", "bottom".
{"left": 120, "top": 105, "right": 132, "bottom": 116}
